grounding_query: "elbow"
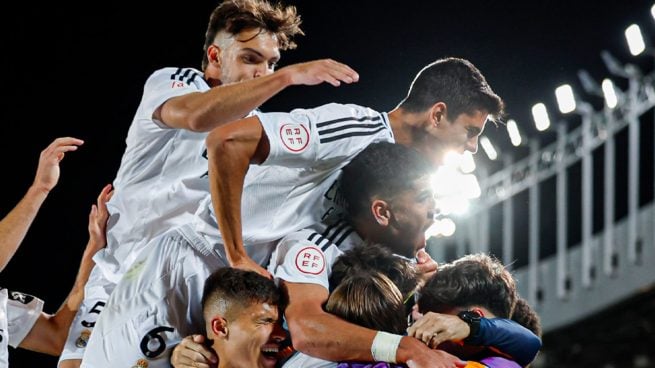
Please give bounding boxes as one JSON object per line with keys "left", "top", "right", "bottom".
{"left": 185, "top": 111, "right": 210, "bottom": 132}
{"left": 205, "top": 128, "right": 234, "bottom": 160}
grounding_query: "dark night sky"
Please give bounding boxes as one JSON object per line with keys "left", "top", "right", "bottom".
{"left": 1, "top": 1, "right": 654, "bottom": 365}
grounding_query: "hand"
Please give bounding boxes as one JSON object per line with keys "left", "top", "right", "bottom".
{"left": 282, "top": 59, "right": 359, "bottom": 87}
{"left": 32, "top": 137, "right": 84, "bottom": 193}
{"left": 407, "top": 312, "right": 470, "bottom": 348}
{"left": 171, "top": 335, "right": 218, "bottom": 368}
{"left": 406, "top": 349, "right": 466, "bottom": 368}
{"left": 415, "top": 249, "right": 438, "bottom": 286}
{"left": 86, "top": 184, "right": 114, "bottom": 253}
{"left": 233, "top": 257, "right": 272, "bottom": 279}
{"left": 400, "top": 336, "right": 465, "bottom": 368}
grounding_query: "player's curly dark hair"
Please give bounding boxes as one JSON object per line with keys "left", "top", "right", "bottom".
{"left": 202, "top": 0, "right": 304, "bottom": 70}
{"left": 418, "top": 253, "right": 517, "bottom": 318}
{"left": 340, "top": 142, "right": 432, "bottom": 223}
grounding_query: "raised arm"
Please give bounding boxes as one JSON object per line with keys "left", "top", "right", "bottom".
{"left": 206, "top": 116, "right": 271, "bottom": 277}
{"left": 18, "top": 184, "right": 113, "bottom": 355}
{"left": 157, "top": 59, "right": 359, "bottom": 132}
{"left": 283, "top": 281, "right": 464, "bottom": 368}
{"left": 0, "top": 137, "right": 83, "bottom": 272}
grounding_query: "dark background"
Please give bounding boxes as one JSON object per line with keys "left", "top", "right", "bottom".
{"left": 1, "top": 1, "right": 654, "bottom": 366}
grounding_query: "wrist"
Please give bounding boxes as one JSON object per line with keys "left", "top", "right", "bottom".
{"left": 458, "top": 310, "right": 482, "bottom": 343}
{"left": 370, "top": 331, "right": 403, "bottom": 363}
{"left": 395, "top": 335, "right": 423, "bottom": 364}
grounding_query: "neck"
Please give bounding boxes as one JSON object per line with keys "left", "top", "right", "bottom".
{"left": 387, "top": 107, "right": 427, "bottom": 147}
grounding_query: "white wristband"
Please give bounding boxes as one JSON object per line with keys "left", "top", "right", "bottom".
{"left": 371, "top": 331, "right": 403, "bottom": 363}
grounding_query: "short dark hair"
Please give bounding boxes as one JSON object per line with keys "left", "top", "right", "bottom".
{"left": 511, "top": 297, "right": 542, "bottom": 338}
{"left": 329, "top": 243, "right": 419, "bottom": 301}
{"left": 202, "top": 0, "right": 304, "bottom": 70}
{"left": 202, "top": 267, "right": 280, "bottom": 321}
{"left": 399, "top": 57, "right": 505, "bottom": 122}
{"left": 325, "top": 270, "right": 407, "bottom": 335}
{"left": 340, "top": 142, "right": 432, "bottom": 222}
{"left": 418, "top": 253, "right": 517, "bottom": 318}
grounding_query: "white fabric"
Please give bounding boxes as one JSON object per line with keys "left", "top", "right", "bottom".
{"left": 195, "top": 104, "right": 394, "bottom": 249}
{"left": 282, "top": 351, "right": 337, "bottom": 368}
{"left": 0, "top": 288, "right": 44, "bottom": 367}
{"left": 80, "top": 225, "right": 229, "bottom": 368}
{"left": 61, "top": 67, "right": 213, "bottom": 366}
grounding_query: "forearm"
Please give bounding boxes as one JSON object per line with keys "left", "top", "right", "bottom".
{"left": 207, "top": 135, "right": 251, "bottom": 265}
{"left": 165, "top": 70, "right": 292, "bottom": 132}
{"left": 288, "top": 311, "right": 378, "bottom": 362}
{"left": 468, "top": 318, "right": 541, "bottom": 366}
{"left": 0, "top": 185, "right": 49, "bottom": 271}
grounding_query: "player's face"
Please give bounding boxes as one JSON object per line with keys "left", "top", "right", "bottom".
{"left": 422, "top": 109, "right": 489, "bottom": 166}
{"left": 224, "top": 302, "right": 287, "bottom": 368}
{"left": 385, "top": 175, "right": 436, "bottom": 258}
{"left": 218, "top": 28, "right": 281, "bottom": 83}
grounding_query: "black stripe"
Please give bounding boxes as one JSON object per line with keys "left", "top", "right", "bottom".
{"left": 170, "top": 67, "right": 183, "bottom": 80}
{"left": 322, "top": 219, "right": 344, "bottom": 238}
{"left": 318, "top": 122, "right": 384, "bottom": 136}
{"left": 316, "top": 115, "right": 380, "bottom": 128}
{"left": 186, "top": 72, "right": 199, "bottom": 84}
{"left": 307, "top": 232, "right": 330, "bottom": 249}
{"left": 334, "top": 228, "right": 354, "bottom": 246}
{"left": 319, "top": 127, "right": 388, "bottom": 144}
{"left": 327, "top": 222, "right": 350, "bottom": 242}
{"left": 308, "top": 232, "right": 319, "bottom": 242}
{"left": 178, "top": 69, "right": 192, "bottom": 81}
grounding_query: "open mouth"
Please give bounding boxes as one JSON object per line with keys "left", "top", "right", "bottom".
{"left": 261, "top": 345, "right": 280, "bottom": 360}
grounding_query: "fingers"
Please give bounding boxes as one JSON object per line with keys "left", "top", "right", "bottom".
{"left": 43, "top": 137, "right": 85, "bottom": 160}
{"left": 172, "top": 335, "right": 217, "bottom": 368}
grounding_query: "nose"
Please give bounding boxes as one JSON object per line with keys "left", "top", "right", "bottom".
{"left": 465, "top": 136, "right": 479, "bottom": 153}
{"left": 254, "top": 63, "right": 273, "bottom": 78}
{"left": 270, "top": 322, "right": 287, "bottom": 343}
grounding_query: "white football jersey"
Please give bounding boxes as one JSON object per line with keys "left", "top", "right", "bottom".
{"left": 0, "top": 288, "right": 43, "bottom": 368}
{"left": 194, "top": 103, "right": 394, "bottom": 251}
{"left": 96, "top": 66, "right": 213, "bottom": 282}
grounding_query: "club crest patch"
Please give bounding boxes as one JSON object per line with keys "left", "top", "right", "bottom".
{"left": 9, "top": 291, "right": 34, "bottom": 305}
{"left": 132, "top": 358, "right": 149, "bottom": 368}
{"left": 75, "top": 329, "right": 92, "bottom": 348}
{"left": 294, "top": 247, "right": 325, "bottom": 275}
{"left": 280, "top": 123, "right": 309, "bottom": 153}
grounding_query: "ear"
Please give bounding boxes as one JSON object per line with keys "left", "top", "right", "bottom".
{"left": 207, "top": 44, "right": 222, "bottom": 67}
{"left": 430, "top": 102, "right": 447, "bottom": 127}
{"left": 371, "top": 199, "right": 392, "bottom": 227}
{"left": 210, "top": 316, "right": 229, "bottom": 339}
{"left": 471, "top": 307, "right": 485, "bottom": 318}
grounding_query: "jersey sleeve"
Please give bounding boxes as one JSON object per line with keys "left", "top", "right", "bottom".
{"left": 138, "top": 67, "right": 208, "bottom": 130}
{"left": 6, "top": 291, "right": 44, "bottom": 348}
{"left": 269, "top": 229, "right": 343, "bottom": 291}
{"left": 468, "top": 318, "right": 542, "bottom": 367}
{"left": 258, "top": 103, "right": 393, "bottom": 169}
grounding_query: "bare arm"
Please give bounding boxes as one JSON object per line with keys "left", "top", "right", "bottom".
{"left": 283, "top": 281, "right": 465, "bottom": 368}
{"left": 158, "top": 59, "right": 359, "bottom": 132}
{"left": 18, "top": 184, "right": 113, "bottom": 355}
{"left": 0, "top": 137, "right": 84, "bottom": 272}
{"left": 206, "top": 116, "right": 270, "bottom": 276}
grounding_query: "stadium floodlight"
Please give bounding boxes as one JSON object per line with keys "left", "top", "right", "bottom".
{"left": 601, "top": 78, "right": 619, "bottom": 109}
{"left": 651, "top": 4, "right": 655, "bottom": 20}
{"left": 625, "top": 24, "right": 646, "bottom": 56}
{"left": 479, "top": 136, "right": 497, "bottom": 160}
{"left": 577, "top": 69, "right": 603, "bottom": 96}
{"left": 555, "top": 84, "right": 576, "bottom": 113}
{"left": 506, "top": 119, "right": 522, "bottom": 147}
{"left": 532, "top": 102, "right": 551, "bottom": 131}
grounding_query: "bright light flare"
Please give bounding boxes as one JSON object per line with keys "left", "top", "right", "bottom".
{"left": 507, "top": 119, "right": 522, "bottom": 147}
{"left": 601, "top": 78, "right": 618, "bottom": 109}
{"left": 555, "top": 84, "right": 576, "bottom": 113}
{"left": 479, "top": 136, "right": 497, "bottom": 161}
{"left": 532, "top": 103, "right": 551, "bottom": 131}
{"left": 625, "top": 24, "right": 646, "bottom": 56}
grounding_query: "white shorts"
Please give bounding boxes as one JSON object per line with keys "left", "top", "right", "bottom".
{"left": 58, "top": 265, "right": 114, "bottom": 365}
{"left": 80, "top": 225, "right": 227, "bottom": 368}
